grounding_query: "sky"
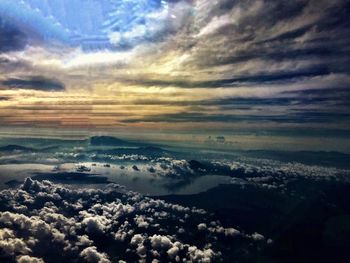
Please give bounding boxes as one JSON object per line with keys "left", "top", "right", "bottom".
{"left": 0, "top": 0, "right": 350, "bottom": 140}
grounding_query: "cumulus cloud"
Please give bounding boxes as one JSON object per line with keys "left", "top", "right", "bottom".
{"left": 0, "top": 178, "right": 269, "bottom": 262}
{"left": 80, "top": 246, "right": 111, "bottom": 263}
{"left": 0, "top": 228, "right": 32, "bottom": 256}
{"left": 16, "top": 255, "right": 44, "bottom": 263}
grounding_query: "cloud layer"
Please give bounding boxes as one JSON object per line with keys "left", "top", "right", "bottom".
{"left": 0, "top": 0, "right": 349, "bottom": 138}
{"left": 0, "top": 178, "right": 269, "bottom": 262}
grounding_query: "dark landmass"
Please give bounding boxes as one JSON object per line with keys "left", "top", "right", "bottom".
{"left": 244, "top": 150, "right": 350, "bottom": 169}
{"left": 30, "top": 172, "right": 112, "bottom": 185}
{"left": 93, "top": 146, "right": 171, "bottom": 157}
{"left": 159, "top": 179, "right": 350, "bottom": 263}
{"left": 4, "top": 179, "right": 20, "bottom": 188}
{"left": 90, "top": 136, "right": 143, "bottom": 147}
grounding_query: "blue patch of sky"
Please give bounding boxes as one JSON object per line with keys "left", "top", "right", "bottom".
{"left": 0, "top": 0, "right": 168, "bottom": 49}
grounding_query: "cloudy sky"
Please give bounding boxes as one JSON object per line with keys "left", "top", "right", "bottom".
{"left": 0, "top": 0, "right": 349, "bottom": 136}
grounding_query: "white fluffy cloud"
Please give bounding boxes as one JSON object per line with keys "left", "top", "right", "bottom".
{"left": 16, "top": 255, "right": 44, "bottom": 263}
{"left": 80, "top": 246, "right": 111, "bottom": 263}
{"left": 0, "top": 178, "right": 269, "bottom": 262}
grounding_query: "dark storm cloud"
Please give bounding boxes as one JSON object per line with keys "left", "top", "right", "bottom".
{"left": 1, "top": 76, "right": 65, "bottom": 91}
